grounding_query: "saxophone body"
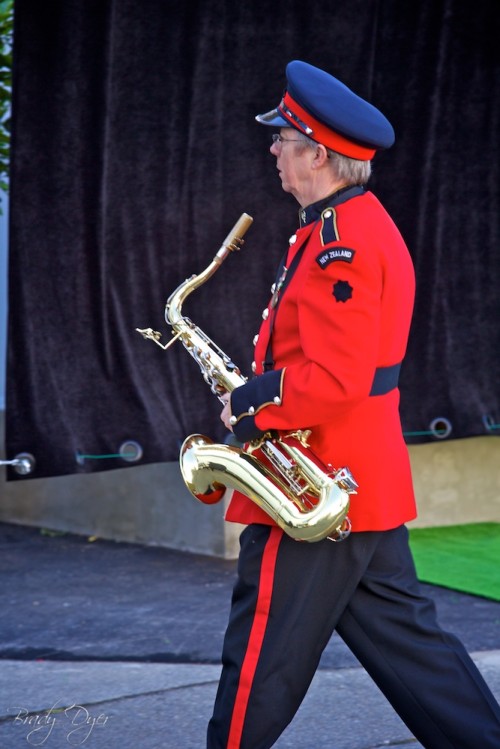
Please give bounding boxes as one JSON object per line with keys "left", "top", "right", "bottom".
{"left": 137, "top": 214, "right": 357, "bottom": 543}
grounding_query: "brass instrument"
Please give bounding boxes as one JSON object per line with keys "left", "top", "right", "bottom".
{"left": 137, "top": 214, "right": 357, "bottom": 542}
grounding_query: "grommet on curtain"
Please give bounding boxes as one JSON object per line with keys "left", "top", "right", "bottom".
{"left": 0, "top": 453, "right": 36, "bottom": 475}
{"left": 482, "top": 414, "right": 500, "bottom": 432}
{"left": 404, "top": 417, "right": 452, "bottom": 440}
{"left": 429, "top": 417, "right": 452, "bottom": 439}
{"left": 75, "top": 440, "right": 143, "bottom": 465}
{"left": 118, "top": 440, "right": 143, "bottom": 462}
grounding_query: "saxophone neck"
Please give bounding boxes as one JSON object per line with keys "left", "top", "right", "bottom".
{"left": 165, "top": 213, "right": 253, "bottom": 329}
{"left": 165, "top": 262, "right": 218, "bottom": 329}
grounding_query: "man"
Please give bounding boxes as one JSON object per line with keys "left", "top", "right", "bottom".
{"left": 207, "top": 60, "right": 500, "bottom": 748}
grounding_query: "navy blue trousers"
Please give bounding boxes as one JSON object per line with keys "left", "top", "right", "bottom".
{"left": 207, "top": 524, "right": 500, "bottom": 748}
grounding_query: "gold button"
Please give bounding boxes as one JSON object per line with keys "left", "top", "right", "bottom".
{"left": 253, "top": 334, "right": 259, "bottom": 346}
{"left": 262, "top": 308, "right": 269, "bottom": 320}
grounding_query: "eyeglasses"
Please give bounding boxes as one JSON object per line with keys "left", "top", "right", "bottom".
{"left": 272, "top": 133, "right": 304, "bottom": 145}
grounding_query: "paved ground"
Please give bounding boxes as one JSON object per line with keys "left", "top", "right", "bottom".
{"left": 0, "top": 521, "right": 498, "bottom": 748}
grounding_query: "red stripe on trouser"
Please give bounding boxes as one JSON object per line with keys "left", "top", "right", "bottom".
{"left": 226, "top": 527, "right": 282, "bottom": 748}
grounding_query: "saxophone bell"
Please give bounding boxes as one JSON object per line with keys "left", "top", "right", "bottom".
{"left": 179, "top": 432, "right": 356, "bottom": 543}
{"left": 180, "top": 434, "right": 228, "bottom": 505}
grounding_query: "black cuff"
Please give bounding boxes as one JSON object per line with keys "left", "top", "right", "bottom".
{"left": 232, "top": 414, "right": 265, "bottom": 444}
{"left": 231, "top": 369, "right": 284, "bottom": 443}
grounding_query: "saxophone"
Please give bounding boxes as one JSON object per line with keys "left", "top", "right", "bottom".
{"left": 137, "top": 214, "right": 357, "bottom": 542}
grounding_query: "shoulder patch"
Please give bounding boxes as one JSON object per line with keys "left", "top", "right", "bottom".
{"left": 316, "top": 247, "right": 356, "bottom": 270}
{"left": 320, "top": 208, "right": 340, "bottom": 246}
{"left": 333, "top": 280, "right": 353, "bottom": 302}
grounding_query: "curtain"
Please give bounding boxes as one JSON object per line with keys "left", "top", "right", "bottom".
{"left": 6, "top": 0, "right": 500, "bottom": 478}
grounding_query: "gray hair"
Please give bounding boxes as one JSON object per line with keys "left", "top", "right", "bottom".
{"left": 294, "top": 131, "right": 372, "bottom": 186}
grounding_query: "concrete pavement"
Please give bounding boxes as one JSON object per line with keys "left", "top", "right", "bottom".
{"left": 0, "top": 521, "right": 498, "bottom": 748}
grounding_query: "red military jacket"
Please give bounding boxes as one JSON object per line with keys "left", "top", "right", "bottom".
{"left": 226, "top": 187, "right": 417, "bottom": 532}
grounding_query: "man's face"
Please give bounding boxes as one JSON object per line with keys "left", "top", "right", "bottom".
{"left": 270, "top": 128, "right": 312, "bottom": 201}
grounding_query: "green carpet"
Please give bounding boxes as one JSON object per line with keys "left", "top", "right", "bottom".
{"left": 409, "top": 523, "right": 500, "bottom": 601}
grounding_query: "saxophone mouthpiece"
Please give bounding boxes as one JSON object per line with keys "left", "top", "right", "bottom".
{"left": 219, "top": 213, "right": 254, "bottom": 256}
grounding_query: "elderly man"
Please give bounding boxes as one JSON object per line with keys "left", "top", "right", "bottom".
{"left": 208, "top": 60, "right": 500, "bottom": 748}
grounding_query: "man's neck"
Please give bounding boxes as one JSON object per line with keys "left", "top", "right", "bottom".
{"left": 296, "top": 178, "right": 347, "bottom": 209}
{"left": 298, "top": 185, "right": 365, "bottom": 227}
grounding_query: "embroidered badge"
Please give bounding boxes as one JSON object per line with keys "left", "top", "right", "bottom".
{"left": 333, "top": 280, "right": 353, "bottom": 303}
{"left": 316, "top": 247, "right": 356, "bottom": 269}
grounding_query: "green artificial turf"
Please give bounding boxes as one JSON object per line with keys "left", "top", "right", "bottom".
{"left": 409, "top": 523, "right": 500, "bottom": 601}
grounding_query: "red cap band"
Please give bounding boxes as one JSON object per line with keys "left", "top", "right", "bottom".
{"left": 278, "top": 91, "right": 377, "bottom": 160}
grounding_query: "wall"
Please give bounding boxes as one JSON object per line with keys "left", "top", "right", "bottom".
{"left": 407, "top": 436, "right": 500, "bottom": 529}
{"left": 1, "top": 403, "right": 498, "bottom": 559}
{"left": 0, "top": 410, "right": 245, "bottom": 558}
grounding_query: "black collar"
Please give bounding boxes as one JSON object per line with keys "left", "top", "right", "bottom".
{"left": 298, "top": 185, "right": 366, "bottom": 227}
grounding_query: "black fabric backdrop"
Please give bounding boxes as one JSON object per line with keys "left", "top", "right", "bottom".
{"left": 5, "top": 0, "right": 500, "bottom": 479}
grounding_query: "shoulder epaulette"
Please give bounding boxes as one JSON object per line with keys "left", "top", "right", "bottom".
{"left": 320, "top": 207, "right": 340, "bottom": 246}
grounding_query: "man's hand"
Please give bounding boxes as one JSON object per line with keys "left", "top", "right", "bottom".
{"left": 220, "top": 392, "right": 233, "bottom": 431}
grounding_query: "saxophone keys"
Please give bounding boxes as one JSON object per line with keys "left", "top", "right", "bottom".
{"left": 285, "top": 428, "right": 310, "bottom": 447}
{"left": 328, "top": 517, "right": 352, "bottom": 543}
{"left": 333, "top": 467, "right": 358, "bottom": 494}
{"left": 135, "top": 327, "right": 161, "bottom": 341}
{"left": 135, "top": 327, "right": 183, "bottom": 351}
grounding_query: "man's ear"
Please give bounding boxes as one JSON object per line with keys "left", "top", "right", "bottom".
{"left": 311, "top": 143, "right": 330, "bottom": 169}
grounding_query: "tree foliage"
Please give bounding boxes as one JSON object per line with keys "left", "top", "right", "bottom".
{"left": 0, "top": 0, "right": 13, "bottom": 196}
